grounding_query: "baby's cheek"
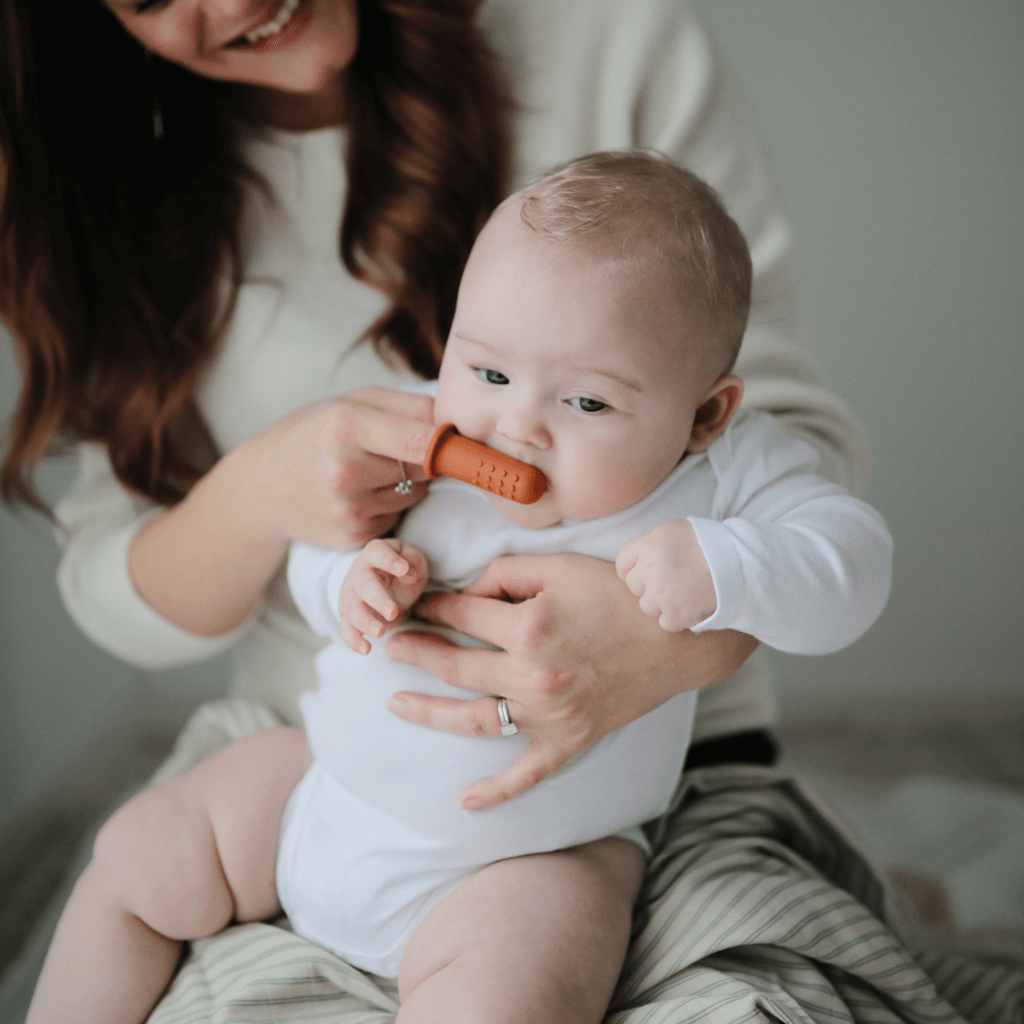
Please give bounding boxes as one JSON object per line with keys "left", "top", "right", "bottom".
{"left": 560, "top": 462, "right": 652, "bottom": 521}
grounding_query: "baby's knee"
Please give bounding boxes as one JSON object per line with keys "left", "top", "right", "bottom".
{"left": 92, "top": 786, "right": 234, "bottom": 940}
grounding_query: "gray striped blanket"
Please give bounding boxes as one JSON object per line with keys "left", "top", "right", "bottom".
{"left": 144, "top": 703, "right": 1022, "bottom": 1024}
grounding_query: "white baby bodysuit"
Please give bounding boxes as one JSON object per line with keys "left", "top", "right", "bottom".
{"left": 280, "top": 410, "right": 892, "bottom": 977}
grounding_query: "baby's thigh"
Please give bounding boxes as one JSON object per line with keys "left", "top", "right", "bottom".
{"left": 397, "top": 836, "right": 644, "bottom": 1024}
{"left": 93, "top": 726, "right": 311, "bottom": 936}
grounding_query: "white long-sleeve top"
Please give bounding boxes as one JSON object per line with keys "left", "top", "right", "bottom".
{"left": 52, "top": 0, "right": 872, "bottom": 742}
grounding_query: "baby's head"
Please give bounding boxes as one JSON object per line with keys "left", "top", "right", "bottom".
{"left": 435, "top": 151, "right": 752, "bottom": 528}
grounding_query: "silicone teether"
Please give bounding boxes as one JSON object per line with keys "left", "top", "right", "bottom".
{"left": 423, "top": 423, "right": 546, "bottom": 505}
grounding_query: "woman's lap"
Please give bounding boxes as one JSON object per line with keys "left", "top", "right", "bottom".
{"left": 135, "top": 701, "right": 1024, "bottom": 1024}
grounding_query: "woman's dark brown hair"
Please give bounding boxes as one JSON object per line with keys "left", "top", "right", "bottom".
{"left": 0, "top": 0, "right": 511, "bottom": 510}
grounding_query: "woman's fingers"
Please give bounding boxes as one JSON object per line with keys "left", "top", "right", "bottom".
{"left": 312, "top": 390, "right": 436, "bottom": 541}
{"left": 314, "top": 459, "right": 428, "bottom": 548}
{"left": 320, "top": 389, "right": 437, "bottom": 474}
{"left": 458, "top": 741, "right": 569, "bottom": 810}
{"left": 347, "top": 385, "right": 436, "bottom": 424}
{"left": 386, "top": 692, "right": 513, "bottom": 737}
{"left": 460, "top": 553, "right": 552, "bottom": 601}
{"left": 242, "top": 386, "right": 440, "bottom": 551}
{"left": 406, "top": 592, "right": 523, "bottom": 651}
{"left": 384, "top": 691, "right": 580, "bottom": 811}
{"left": 375, "top": 477, "right": 431, "bottom": 508}
{"left": 385, "top": 630, "right": 508, "bottom": 693}
{"left": 317, "top": 436, "right": 429, "bottom": 496}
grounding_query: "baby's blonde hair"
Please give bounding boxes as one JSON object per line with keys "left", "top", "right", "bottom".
{"left": 517, "top": 151, "right": 752, "bottom": 373}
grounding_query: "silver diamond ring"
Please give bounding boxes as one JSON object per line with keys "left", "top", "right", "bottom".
{"left": 496, "top": 697, "right": 518, "bottom": 737}
{"left": 394, "top": 461, "right": 413, "bottom": 496}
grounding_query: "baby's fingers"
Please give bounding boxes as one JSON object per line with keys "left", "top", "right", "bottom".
{"left": 341, "top": 619, "right": 373, "bottom": 655}
{"left": 340, "top": 588, "right": 389, "bottom": 637}
{"left": 658, "top": 609, "right": 689, "bottom": 632}
{"left": 353, "top": 572, "right": 401, "bottom": 623}
{"left": 622, "top": 569, "right": 648, "bottom": 600}
{"left": 637, "top": 591, "right": 664, "bottom": 622}
{"left": 614, "top": 539, "right": 639, "bottom": 582}
{"left": 363, "top": 537, "right": 411, "bottom": 580}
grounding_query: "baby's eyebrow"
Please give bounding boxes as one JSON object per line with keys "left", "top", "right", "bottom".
{"left": 589, "top": 368, "right": 644, "bottom": 393}
{"left": 453, "top": 330, "right": 643, "bottom": 392}
{"left": 451, "top": 330, "right": 494, "bottom": 347}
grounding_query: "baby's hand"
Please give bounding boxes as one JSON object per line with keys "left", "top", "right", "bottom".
{"left": 339, "top": 539, "right": 429, "bottom": 654}
{"left": 615, "top": 521, "right": 716, "bottom": 632}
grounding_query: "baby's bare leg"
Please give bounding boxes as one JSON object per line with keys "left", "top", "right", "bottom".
{"left": 397, "top": 836, "right": 644, "bottom": 1024}
{"left": 26, "top": 727, "right": 310, "bottom": 1024}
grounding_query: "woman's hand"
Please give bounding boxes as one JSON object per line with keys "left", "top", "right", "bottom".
{"left": 384, "top": 553, "right": 758, "bottom": 809}
{"left": 130, "top": 388, "right": 437, "bottom": 637}
{"left": 238, "top": 387, "right": 438, "bottom": 550}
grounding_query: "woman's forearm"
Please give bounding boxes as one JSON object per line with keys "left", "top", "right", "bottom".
{"left": 128, "top": 446, "right": 288, "bottom": 637}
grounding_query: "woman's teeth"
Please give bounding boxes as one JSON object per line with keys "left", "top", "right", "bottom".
{"left": 245, "top": 0, "right": 300, "bottom": 44}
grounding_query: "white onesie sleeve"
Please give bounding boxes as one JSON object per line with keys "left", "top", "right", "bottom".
{"left": 687, "top": 416, "right": 892, "bottom": 654}
{"left": 286, "top": 542, "right": 360, "bottom": 642}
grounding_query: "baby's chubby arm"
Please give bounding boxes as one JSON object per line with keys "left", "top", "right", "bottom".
{"left": 339, "top": 539, "right": 429, "bottom": 654}
{"left": 615, "top": 522, "right": 716, "bottom": 632}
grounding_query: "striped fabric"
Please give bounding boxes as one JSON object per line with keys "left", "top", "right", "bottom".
{"left": 147, "top": 757, "right": 1024, "bottom": 1024}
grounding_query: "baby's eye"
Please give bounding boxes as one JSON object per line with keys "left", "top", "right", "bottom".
{"left": 568, "top": 396, "right": 608, "bottom": 414}
{"left": 134, "top": 0, "right": 170, "bottom": 13}
{"left": 476, "top": 368, "right": 510, "bottom": 385}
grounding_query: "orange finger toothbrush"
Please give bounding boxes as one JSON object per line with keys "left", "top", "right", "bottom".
{"left": 423, "top": 423, "right": 546, "bottom": 505}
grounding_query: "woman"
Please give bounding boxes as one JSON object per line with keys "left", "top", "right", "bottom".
{"left": 4, "top": 1, "right": 1016, "bottom": 1021}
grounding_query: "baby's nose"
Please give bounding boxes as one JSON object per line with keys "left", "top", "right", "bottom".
{"left": 497, "top": 406, "right": 552, "bottom": 449}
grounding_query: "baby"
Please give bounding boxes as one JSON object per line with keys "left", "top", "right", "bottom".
{"left": 28, "top": 153, "right": 892, "bottom": 1024}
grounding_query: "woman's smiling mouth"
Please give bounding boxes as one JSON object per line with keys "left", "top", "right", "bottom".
{"left": 227, "top": 0, "right": 302, "bottom": 48}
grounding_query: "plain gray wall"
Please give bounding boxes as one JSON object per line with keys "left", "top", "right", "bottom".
{"left": 695, "top": 0, "right": 1024, "bottom": 717}
{"left": 2, "top": 0, "right": 1022, "bottom": 824}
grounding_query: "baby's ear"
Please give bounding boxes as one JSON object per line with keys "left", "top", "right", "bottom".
{"left": 686, "top": 374, "right": 744, "bottom": 454}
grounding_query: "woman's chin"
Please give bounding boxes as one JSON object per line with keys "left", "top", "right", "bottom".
{"left": 245, "top": 66, "right": 349, "bottom": 128}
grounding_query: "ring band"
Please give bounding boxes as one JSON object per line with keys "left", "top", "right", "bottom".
{"left": 394, "top": 461, "right": 413, "bottom": 496}
{"left": 496, "top": 697, "right": 518, "bottom": 737}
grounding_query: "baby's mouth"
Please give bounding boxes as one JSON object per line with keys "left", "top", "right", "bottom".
{"left": 226, "top": 0, "right": 302, "bottom": 48}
